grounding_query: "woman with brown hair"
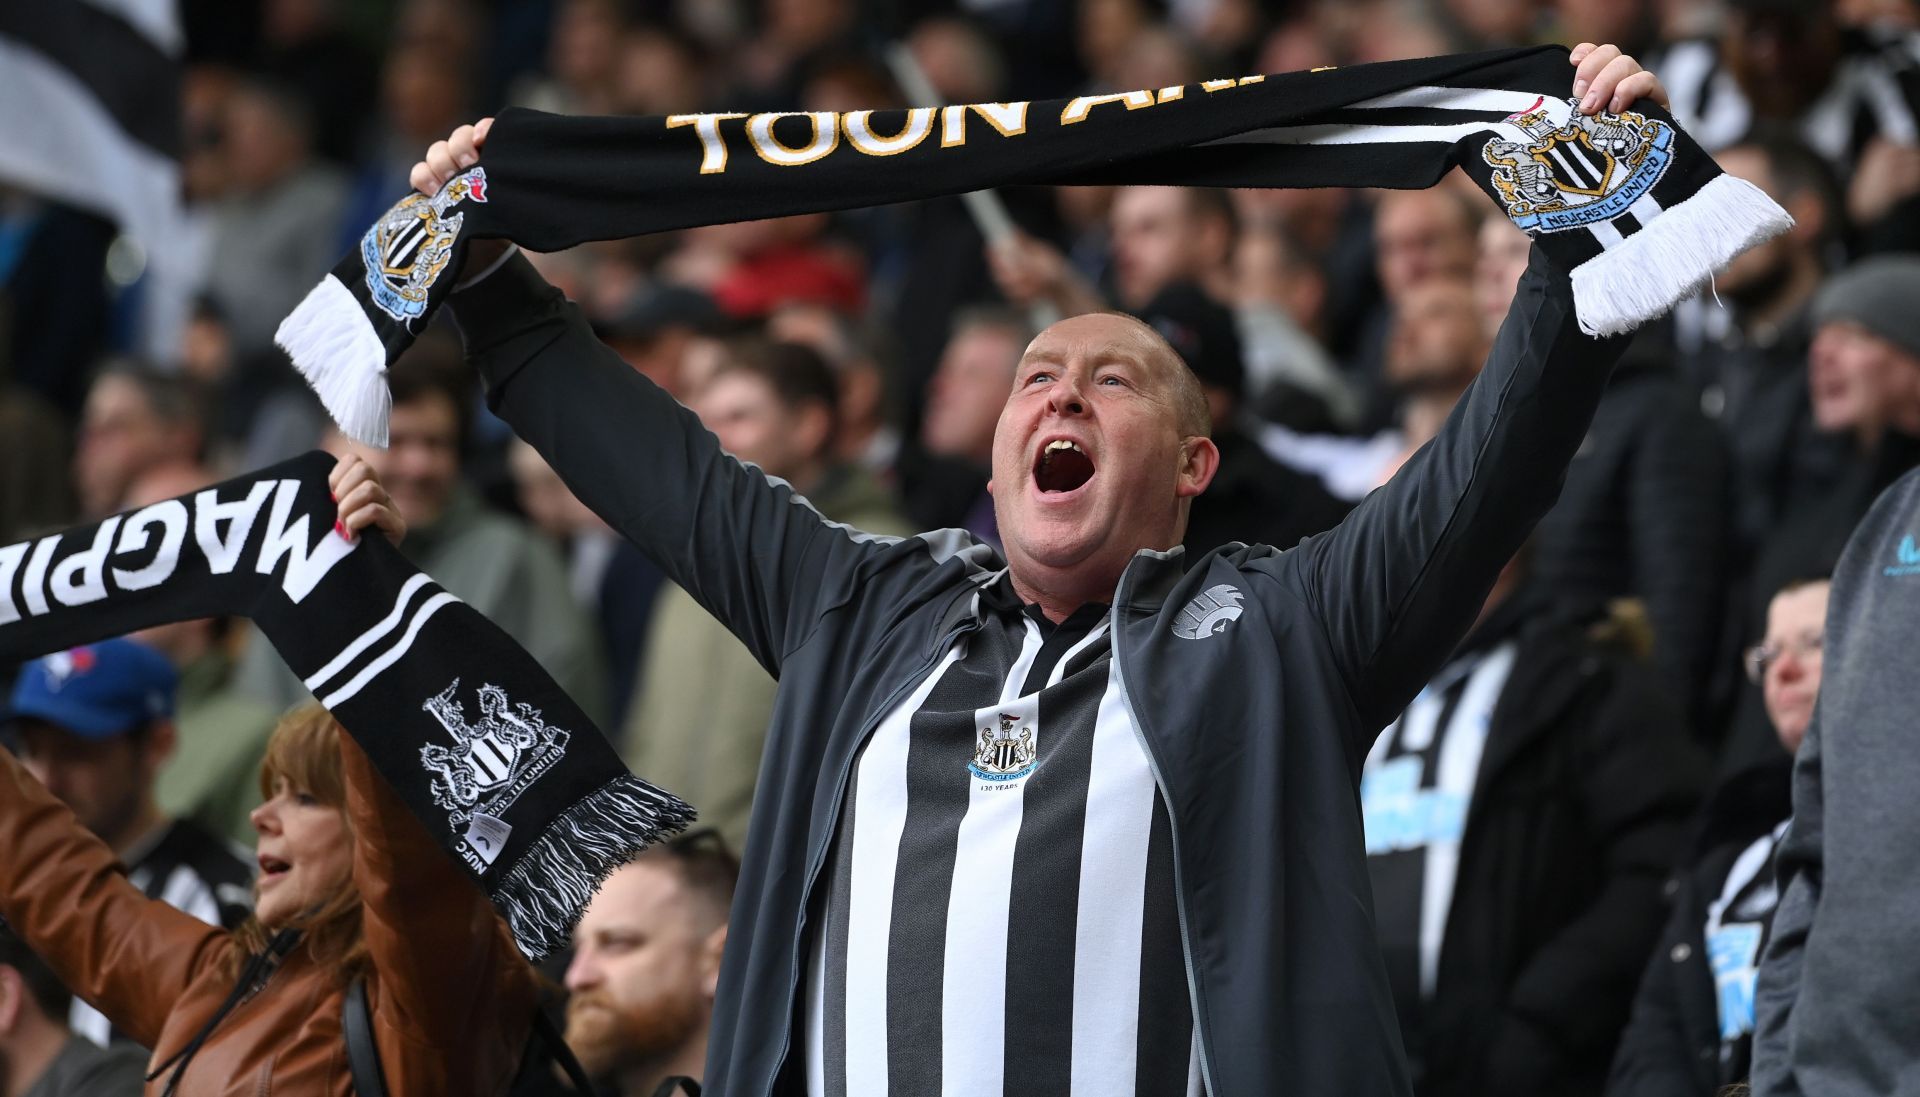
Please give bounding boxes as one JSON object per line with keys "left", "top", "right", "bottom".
{"left": 0, "top": 458, "right": 540, "bottom": 1095}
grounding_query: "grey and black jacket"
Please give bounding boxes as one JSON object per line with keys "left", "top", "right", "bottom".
{"left": 446, "top": 245, "right": 1625, "bottom": 1097}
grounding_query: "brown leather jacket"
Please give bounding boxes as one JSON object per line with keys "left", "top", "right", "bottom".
{"left": 0, "top": 733, "right": 537, "bottom": 1096}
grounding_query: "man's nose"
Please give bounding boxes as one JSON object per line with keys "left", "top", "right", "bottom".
{"left": 1047, "top": 374, "right": 1089, "bottom": 416}
{"left": 564, "top": 953, "right": 599, "bottom": 992}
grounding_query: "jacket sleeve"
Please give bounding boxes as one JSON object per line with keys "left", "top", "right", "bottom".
{"left": 445, "top": 253, "right": 921, "bottom": 677}
{"left": 1270, "top": 246, "right": 1627, "bottom": 734}
{"left": 1499, "top": 660, "right": 1706, "bottom": 1072}
{"left": 0, "top": 747, "right": 227, "bottom": 1048}
{"left": 1751, "top": 709, "right": 1822, "bottom": 1097}
{"left": 1603, "top": 880, "right": 1710, "bottom": 1097}
{"left": 344, "top": 732, "right": 534, "bottom": 1065}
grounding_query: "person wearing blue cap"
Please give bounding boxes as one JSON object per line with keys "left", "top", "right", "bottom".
{"left": 4, "top": 638, "right": 253, "bottom": 1048}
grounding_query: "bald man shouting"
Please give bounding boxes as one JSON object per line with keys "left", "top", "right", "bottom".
{"left": 419, "top": 44, "right": 1668, "bottom": 1097}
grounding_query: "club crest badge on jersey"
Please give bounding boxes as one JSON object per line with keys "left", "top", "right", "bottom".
{"left": 418, "top": 676, "right": 567, "bottom": 871}
{"left": 970, "top": 712, "right": 1036, "bottom": 785}
{"left": 362, "top": 166, "right": 489, "bottom": 324}
{"left": 1482, "top": 96, "right": 1673, "bottom": 235}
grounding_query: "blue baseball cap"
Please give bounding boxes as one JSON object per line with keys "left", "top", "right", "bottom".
{"left": 4, "top": 640, "right": 177, "bottom": 740}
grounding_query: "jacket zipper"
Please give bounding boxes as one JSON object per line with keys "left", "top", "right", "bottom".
{"left": 767, "top": 610, "right": 982, "bottom": 1091}
{"left": 1109, "top": 579, "right": 1220, "bottom": 1096}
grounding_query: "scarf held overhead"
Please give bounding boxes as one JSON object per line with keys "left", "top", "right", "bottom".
{"left": 0, "top": 453, "right": 692, "bottom": 960}
{"left": 280, "top": 44, "right": 1791, "bottom": 446}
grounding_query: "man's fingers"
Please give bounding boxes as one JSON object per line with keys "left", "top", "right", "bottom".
{"left": 450, "top": 124, "right": 479, "bottom": 167}
{"left": 425, "top": 140, "right": 460, "bottom": 187}
{"left": 1569, "top": 42, "right": 1596, "bottom": 66}
{"left": 410, "top": 161, "right": 437, "bottom": 196}
{"left": 1572, "top": 43, "right": 1620, "bottom": 101}
{"left": 474, "top": 116, "right": 494, "bottom": 145}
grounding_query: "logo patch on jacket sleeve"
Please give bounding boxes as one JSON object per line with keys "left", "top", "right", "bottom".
{"left": 1171, "top": 584, "right": 1245, "bottom": 639}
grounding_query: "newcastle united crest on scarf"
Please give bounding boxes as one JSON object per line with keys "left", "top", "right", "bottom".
{"left": 421, "top": 678, "right": 569, "bottom": 872}
{"left": 362, "top": 166, "right": 488, "bottom": 324}
{"left": 1482, "top": 96, "right": 1673, "bottom": 235}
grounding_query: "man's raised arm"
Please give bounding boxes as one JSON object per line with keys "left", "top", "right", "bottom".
{"left": 443, "top": 250, "right": 904, "bottom": 676}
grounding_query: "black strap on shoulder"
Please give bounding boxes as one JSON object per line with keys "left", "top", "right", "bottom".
{"left": 346, "top": 973, "right": 640, "bottom": 1096}
{"left": 342, "top": 976, "right": 391, "bottom": 1097}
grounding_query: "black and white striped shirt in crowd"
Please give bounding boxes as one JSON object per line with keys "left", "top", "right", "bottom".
{"left": 1651, "top": 33, "right": 1920, "bottom": 172}
{"left": 1359, "top": 641, "right": 1519, "bottom": 1050}
{"left": 803, "top": 575, "right": 1203, "bottom": 1097}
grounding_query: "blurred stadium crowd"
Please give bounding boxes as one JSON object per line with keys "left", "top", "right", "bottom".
{"left": 5, "top": 0, "right": 1920, "bottom": 1094}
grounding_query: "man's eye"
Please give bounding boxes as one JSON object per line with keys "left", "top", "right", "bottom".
{"left": 1025, "top": 372, "right": 1053, "bottom": 385}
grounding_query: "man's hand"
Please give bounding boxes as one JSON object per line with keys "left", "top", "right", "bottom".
{"left": 410, "top": 118, "right": 509, "bottom": 277}
{"left": 1568, "top": 43, "right": 1668, "bottom": 116}
{"left": 331, "top": 454, "right": 405, "bottom": 543}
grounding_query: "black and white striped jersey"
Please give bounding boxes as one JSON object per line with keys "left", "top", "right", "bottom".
{"left": 802, "top": 577, "right": 1203, "bottom": 1097}
{"left": 1651, "top": 34, "right": 1920, "bottom": 173}
{"left": 1360, "top": 640, "right": 1520, "bottom": 1051}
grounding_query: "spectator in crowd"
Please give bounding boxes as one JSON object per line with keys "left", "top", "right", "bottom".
{"left": 1231, "top": 195, "right": 1366, "bottom": 431}
{"left": 3, "top": 639, "right": 254, "bottom": 1045}
{"left": 1651, "top": 0, "right": 1920, "bottom": 236}
{"left": 1276, "top": 276, "right": 1487, "bottom": 500}
{"left": 1609, "top": 577, "right": 1829, "bottom": 1097}
{"left": 1480, "top": 215, "right": 1732, "bottom": 730}
{"left": 194, "top": 76, "right": 348, "bottom": 413}
{"left": 1354, "top": 185, "right": 1483, "bottom": 422}
{"left": 512, "top": 0, "right": 627, "bottom": 116}
{"left": 1751, "top": 470, "right": 1920, "bottom": 1093}
{"left": 1137, "top": 283, "right": 1351, "bottom": 556}
{"left": 624, "top": 341, "right": 911, "bottom": 847}
{"left": 596, "top": 283, "right": 726, "bottom": 405}
{"left": 0, "top": 690, "right": 542, "bottom": 1092}
{"left": 565, "top": 831, "right": 737, "bottom": 1097}
{"left": 117, "top": 466, "right": 284, "bottom": 848}
{"left": 1362, "top": 546, "right": 1706, "bottom": 1097}
{"left": 71, "top": 364, "right": 206, "bottom": 521}
{"left": 1725, "top": 256, "right": 1920, "bottom": 772}
{"left": 768, "top": 302, "right": 902, "bottom": 481}
{"left": 234, "top": 331, "right": 609, "bottom": 722}
{"left": 0, "top": 923, "right": 145, "bottom": 1096}
{"left": 509, "top": 439, "right": 663, "bottom": 729}
{"left": 910, "top": 306, "right": 1032, "bottom": 539}
{"left": 0, "top": 388, "right": 75, "bottom": 543}
{"left": 0, "top": 195, "right": 115, "bottom": 417}
{"left": 1682, "top": 132, "right": 1846, "bottom": 557}
{"left": 254, "top": 0, "right": 379, "bottom": 166}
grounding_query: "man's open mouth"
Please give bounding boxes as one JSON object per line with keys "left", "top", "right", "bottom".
{"left": 1034, "top": 438, "right": 1096, "bottom": 493}
{"left": 259, "top": 855, "right": 291, "bottom": 879}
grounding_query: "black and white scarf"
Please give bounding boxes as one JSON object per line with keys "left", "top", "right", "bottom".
{"left": 279, "top": 45, "right": 1790, "bottom": 446}
{"left": 0, "top": 452, "right": 692, "bottom": 960}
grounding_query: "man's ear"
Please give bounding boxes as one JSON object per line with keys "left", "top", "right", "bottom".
{"left": 142, "top": 719, "right": 178, "bottom": 770}
{"left": 1176, "top": 437, "right": 1220, "bottom": 498}
{"left": 796, "top": 401, "right": 834, "bottom": 463}
{"left": 700, "top": 924, "right": 728, "bottom": 1001}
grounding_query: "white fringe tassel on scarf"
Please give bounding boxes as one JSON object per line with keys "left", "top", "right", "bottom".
{"left": 275, "top": 273, "right": 393, "bottom": 449}
{"left": 1569, "top": 174, "right": 1794, "bottom": 338}
{"left": 492, "top": 774, "right": 697, "bottom": 961}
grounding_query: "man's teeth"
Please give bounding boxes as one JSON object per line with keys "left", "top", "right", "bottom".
{"left": 1045, "top": 440, "right": 1083, "bottom": 454}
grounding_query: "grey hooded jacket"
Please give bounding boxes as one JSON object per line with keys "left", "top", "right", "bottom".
{"left": 447, "top": 245, "right": 1623, "bottom": 1097}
